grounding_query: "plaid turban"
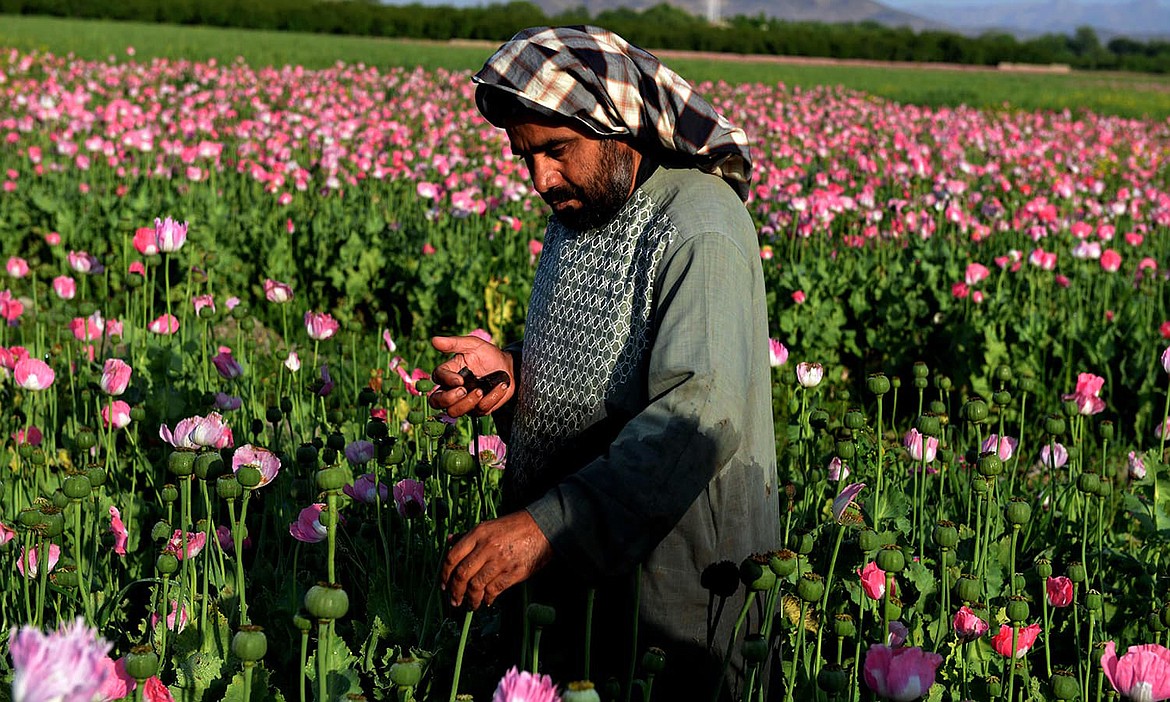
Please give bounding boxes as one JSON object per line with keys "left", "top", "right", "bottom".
{"left": 473, "top": 25, "right": 754, "bottom": 201}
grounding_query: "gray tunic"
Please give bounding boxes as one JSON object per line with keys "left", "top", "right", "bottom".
{"left": 503, "top": 165, "right": 779, "bottom": 693}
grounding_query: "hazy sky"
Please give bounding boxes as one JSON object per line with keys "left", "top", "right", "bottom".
{"left": 884, "top": 0, "right": 1126, "bottom": 5}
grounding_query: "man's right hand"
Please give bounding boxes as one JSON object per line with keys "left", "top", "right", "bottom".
{"left": 429, "top": 335, "right": 515, "bottom": 418}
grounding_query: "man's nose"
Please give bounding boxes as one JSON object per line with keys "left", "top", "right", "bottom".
{"left": 531, "top": 158, "right": 562, "bottom": 195}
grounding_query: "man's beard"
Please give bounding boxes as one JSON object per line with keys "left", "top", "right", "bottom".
{"left": 546, "top": 140, "right": 635, "bottom": 231}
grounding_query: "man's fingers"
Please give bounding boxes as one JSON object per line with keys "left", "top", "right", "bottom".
{"left": 440, "top": 533, "right": 479, "bottom": 588}
{"left": 476, "top": 382, "right": 511, "bottom": 415}
{"left": 431, "top": 335, "right": 485, "bottom": 355}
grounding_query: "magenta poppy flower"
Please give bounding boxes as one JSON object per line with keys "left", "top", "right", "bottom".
{"left": 952, "top": 606, "right": 989, "bottom": 643}
{"left": 768, "top": 338, "right": 788, "bottom": 367}
{"left": 1100, "top": 641, "right": 1170, "bottom": 701}
{"left": 965, "top": 262, "right": 991, "bottom": 285}
{"left": 128, "top": 261, "right": 147, "bottom": 277}
{"left": 491, "top": 666, "right": 560, "bottom": 702}
{"left": 1100, "top": 249, "right": 1122, "bottom": 272}
{"left": 470, "top": 435, "right": 507, "bottom": 469}
{"left": 396, "top": 364, "right": 430, "bottom": 396}
{"left": 887, "top": 620, "right": 908, "bottom": 647}
{"left": 393, "top": 479, "right": 426, "bottom": 519}
{"left": 105, "top": 319, "right": 124, "bottom": 339}
{"left": 345, "top": 473, "right": 389, "bottom": 504}
{"left": 143, "top": 676, "right": 174, "bottom": 702}
{"left": 1046, "top": 576, "right": 1073, "bottom": 608}
{"left": 214, "top": 392, "right": 242, "bottom": 411}
{"left": 155, "top": 217, "right": 188, "bottom": 253}
{"left": 991, "top": 623, "right": 1042, "bottom": 659}
{"left": 6, "top": 256, "right": 29, "bottom": 277}
{"left": 858, "top": 561, "right": 889, "bottom": 600}
{"left": 12, "top": 426, "right": 42, "bottom": 446}
{"left": 862, "top": 645, "right": 943, "bottom": 701}
{"left": 100, "top": 358, "right": 132, "bottom": 396}
{"left": 96, "top": 656, "right": 135, "bottom": 702}
{"left": 382, "top": 329, "right": 397, "bottom": 353}
{"left": 68, "top": 311, "right": 105, "bottom": 341}
{"left": 14, "top": 358, "right": 54, "bottom": 391}
{"left": 0, "top": 520, "right": 15, "bottom": 547}
{"left": 1063, "top": 372, "right": 1106, "bottom": 416}
{"left": 263, "top": 279, "right": 294, "bottom": 303}
{"left": 109, "top": 506, "right": 128, "bottom": 556}
{"left": 52, "top": 275, "right": 76, "bottom": 300}
{"left": 148, "top": 314, "right": 179, "bottom": 335}
{"left": 211, "top": 350, "right": 243, "bottom": 380}
{"left": 16, "top": 543, "right": 61, "bottom": 578}
{"left": 832, "top": 482, "right": 865, "bottom": 524}
{"left": 0, "top": 290, "right": 24, "bottom": 325}
{"left": 9, "top": 618, "right": 113, "bottom": 702}
{"left": 230, "top": 444, "right": 281, "bottom": 488}
{"left": 101, "top": 400, "right": 132, "bottom": 429}
{"left": 133, "top": 226, "right": 159, "bottom": 256}
{"left": 304, "top": 311, "right": 339, "bottom": 340}
{"left": 791, "top": 290, "right": 806, "bottom": 304}
{"left": 164, "top": 530, "right": 206, "bottom": 560}
{"left": 290, "top": 504, "right": 328, "bottom": 543}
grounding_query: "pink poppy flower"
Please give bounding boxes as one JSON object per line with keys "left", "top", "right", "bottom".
{"left": 1047, "top": 576, "right": 1073, "bottom": 608}
{"left": 1040, "top": 442, "right": 1068, "bottom": 470}
{"left": 1100, "top": 249, "right": 1122, "bottom": 272}
{"left": 0, "top": 289, "right": 24, "bottom": 324}
{"left": 792, "top": 290, "right": 806, "bottom": 304}
{"left": 16, "top": 543, "right": 61, "bottom": 578}
{"left": 1129, "top": 451, "right": 1147, "bottom": 480}
{"left": 468, "top": 328, "right": 493, "bottom": 343}
{"left": 224, "top": 296, "right": 240, "bottom": 310}
{"left": 9, "top": 618, "right": 112, "bottom": 702}
{"left": 148, "top": 314, "right": 179, "bottom": 335}
{"left": 422, "top": 242, "right": 436, "bottom": 255}
{"left": 100, "top": 358, "right": 132, "bottom": 395}
{"left": 833, "top": 482, "right": 865, "bottom": 524}
{"left": 211, "top": 349, "right": 243, "bottom": 380}
{"left": 903, "top": 428, "right": 938, "bottom": 463}
{"left": 263, "top": 279, "right": 293, "bottom": 303}
{"left": 159, "top": 417, "right": 200, "bottom": 450}
{"left": 991, "top": 623, "right": 1042, "bottom": 659}
{"left": 101, "top": 400, "right": 132, "bottom": 429}
{"left": 128, "top": 261, "right": 146, "bottom": 277}
{"left": 303, "top": 311, "right": 339, "bottom": 340}
{"left": 344, "top": 473, "right": 389, "bottom": 504}
{"left": 143, "top": 676, "right": 175, "bottom": 702}
{"left": 191, "top": 294, "right": 215, "bottom": 316}
{"left": 858, "top": 561, "right": 889, "bottom": 600}
{"left": 44, "top": 231, "right": 60, "bottom": 246}
{"left": 284, "top": 351, "right": 301, "bottom": 372}
{"left": 6, "top": 256, "right": 29, "bottom": 278}
{"left": 12, "top": 426, "right": 42, "bottom": 446}
{"left": 981, "top": 434, "right": 1018, "bottom": 462}
{"left": 528, "top": 239, "right": 543, "bottom": 264}
{"left": 1162, "top": 346, "right": 1170, "bottom": 375}
{"left": 396, "top": 364, "right": 431, "bottom": 396}
{"left": 14, "top": 358, "right": 55, "bottom": 391}
{"left": 0, "top": 521, "right": 15, "bottom": 546}
{"left": 164, "top": 530, "right": 206, "bottom": 560}
{"left": 68, "top": 311, "right": 105, "bottom": 341}
{"left": 155, "top": 217, "right": 188, "bottom": 253}
{"left": 290, "top": 504, "right": 328, "bottom": 543}
{"left": 96, "top": 656, "right": 135, "bottom": 702}
{"left": 1100, "top": 641, "right": 1170, "bottom": 701}
{"left": 150, "top": 600, "right": 189, "bottom": 633}
{"left": 492, "top": 666, "right": 560, "bottom": 702}
{"left": 67, "top": 250, "right": 101, "bottom": 274}
{"left": 953, "top": 606, "right": 989, "bottom": 642}
{"left": 231, "top": 444, "right": 281, "bottom": 488}
{"left": 862, "top": 644, "right": 942, "bottom": 701}
{"left": 828, "top": 456, "right": 850, "bottom": 481}
{"left": 964, "top": 262, "right": 991, "bottom": 285}
{"left": 768, "top": 338, "right": 788, "bottom": 367}
{"left": 109, "top": 506, "right": 128, "bottom": 556}
{"left": 52, "top": 275, "right": 76, "bottom": 300}
{"left": 105, "top": 319, "right": 124, "bottom": 339}
{"left": 382, "top": 330, "right": 397, "bottom": 353}
{"left": 393, "top": 479, "right": 426, "bottom": 519}
{"left": 133, "top": 226, "right": 159, "bottom": 256}
{"left": 1062, "top": 372, "right": 1106, "bottom": 415}
{"left": 189, "top": 412, "right": 231, "bottom": 448}
{"left": 887, "top": 620, "right": 909, "bottom": 647}
{"left": 795, "top": 362, "right": 823, "bottom": 388}
{"left": 470, "top": 435, "right": 508, "bottom": 469}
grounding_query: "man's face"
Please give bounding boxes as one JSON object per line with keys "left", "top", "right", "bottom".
{"left": 506, "top": 119, "right": 638, "bottom": 231}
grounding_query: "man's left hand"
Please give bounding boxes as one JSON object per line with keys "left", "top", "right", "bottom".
{"left": 441, "top": 511, "right": 553, "bottom": 609}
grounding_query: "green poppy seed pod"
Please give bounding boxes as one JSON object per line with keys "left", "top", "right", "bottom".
{"left": 834, "top": 427, "right": 853, "bottom": 443}
{"left": 129, "top": 407, "right": 146, "bottom": 422}
{"left": 1035, "top": 558, "right": 1053, "bottom": 579}
{"left": 62, "top": 474, "right": 91, "bottom": 500}
{"left": 789, "top": 530, "right": 815, "bottom": 556}
{"left": 365, "top": 420, "right": 388, "bottom": 440}
{"left": 935, "top": 375, "right": 953, "bottom": 392}
{"left": 963, "top": 399, "right": 989, "bottom": 423}
{"left": 123, "top": 646, "right": 159, "bottom": 682}
{"left": 389, "top": 655, "right": 423, "bottom": 688}
{"left": 603, "top": 679, "right": 622, "bottom": 701}
{"left": 912, "top": 377, "right": 929, "bottom": 390}
{"left": 1086, "top": 590, "right": 1104, "bottom": 612}
{"left": 230, "top": 304, "right": 248, "bottom": 319}
{"left": 217, "top": 474, "right": 243, "bottom": 500}
{"left": 414, "top": 378, "right": 436, "bottom": 394}
{"left": 1099, "top": 421, "right": 1114, "bottom": 441}
{"left": 293, "top": 612, "right": 313, "bottom": 632}
{"left": 42, "top": 511, "right": 64, "bottom": 537}
{"left": 562, "top": 682, "right": 601, "bottom": 702}
{"left": 316, "top": 466, "right": 348, "bottom": 492}
{"left": 912, "top": 362, "right": 929, "bottom": 379}
{"left": 809, "top": 409, "right": 830, "bottom": 431}
{"left": 1005, "top": 499, "right": 1032, "bottom": 525}
{"left": 156, "top": 552, "right": 180, "bottom": 575}
{"left": 1094, "top": 477, "right": 1112, "bottom": 499}
{"left": 833, "top": 613, "right": 856, "bottom": 638}
{"left": 796, "top": 572, "right": 825, "bottom": 603}
{"left": 1051, "top": 671, "right": 1080, "bottom": 700}
{"left": 326, "top": 433, "right": 346, "bottom": 451}
{"left": 1045, "top": 414, "right": 1067, "bottom": 436}
{"left": 875, "top": 545, "right": 905, "bottom": 573}
{"left": 867, "top": 373, "right": 891, "bottom": 395}
{"left": 357, "top": 388, "right": 378, "bottom": 406}
{"left": 641, "top": 646, "right": 667, "bottom": 674}
{"left": 916, "top": 414, "right": 941, "bottom": 437}
{"left": 53, "top": 567, "right": 79, "bottom": 588}
{"left": 17, "top": 508, "right": 42, "bottom": 528}
{"left": 18, "top": 444, "right": 34, "bottom": 459}
{"left": 891, "top": 376, "right": 901, "bottom": 389}
{"left": 50, "top": 491, "right": 69, "bottom": 510}
{"left": 858, "top": 528, "right": 881, "bottom": 553}
{"left": 236, "top": 465, "right": 263, "bottom": 489}
{"left": 884, "top": 596, "right": 903, "bottom": 621}
{"left": 1067, "top": 562, "right": 1087, "bottom": 583}
{"left": 929, "top": 400, "right": 946, "bottom": 415}
{"left": 939, "top": 447, "right": 954, "bottom": 464}
{"left": 304, "top": 583, "right": 349, "bottom": 620}
{"left": 265, "top": 407, "right": 283, "bottom": 425}
{"left": 1161, "top": 602, "right": 1170, "bottom": 629}
{"left": 741, "top": 634, "right": 769, "bottom": 664}
{"left": 956, "top": 575, "right": 982, "bottom": 603}
{"left": 835, "top": 440, "right": 856, "bottom": 461}
{"left": 1018, "top": 374, "right": 1038, "bottom": 394}
{"left": 941, "top": 550, "right": 957, "bottom": 566}
{"left": 168, "top": 451, "right": 196, "bottom": 477}
{"left": 769, "top": 549, "right": 798, "bottom": 578}
{"left": 972, "top": 477, "right": 992, "bottom": 495}
{"left": 296, "top": 444, "right": 319, "bottom": 467}
{"left": 527, "top": 602, "right": 557, "bottom": 628}
{"left": 817, "top": 664, "right": 850, "bottom": 695}
{"left": 1007, "top": 596, "right": 1030, "bottom": 623}
{"left": 992, "top": 391, "right": 1012, "bottom": 407}
{"left": 1078, "top": 473, "right": 1101, "bottom": 495}
{"left": 421, "top": 419, "right": 447, "bottom": 439}
{"left": 74, "top": 428, "right": 97, "bottom": 451}
{"left": 1062, "top": 399, "right": 1081, "bottom": 417}
{"left": 86, "top": 466, "right": 107, "bottom": 488}
{"left": 194, "top": 451, "right": 224, "bottom": 480}
{"left": 1013, "top": 573, "right": 1027, "bottom": 592}
{"left": 232, "top": 625, "right": 267, "bottom": 662}
{"left": 984, "top": 676, "right": 1003, "bottom": 697}
{"left": 932, "top": 521, "right": 959, "bottom": 549}
{"left": 843, "top": 410, "right": 866, "bottom": 430}
{"left": 30, "top": 448, "right": 46, "bottom": 466}
{"left": 994, "top": 365, "right": 1013, "bottom": 383}
{"left": 441, "top": 448, "right": 476, "bottom": 477}
{"left": 279, "top": 397, "right": 293, "bottom": 414}
{"left": 739, "top": 554, "right": 777, "bottom": 592}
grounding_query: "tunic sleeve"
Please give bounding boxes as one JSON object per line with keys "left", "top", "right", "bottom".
{"left": 524, "top": 230, "right": 761, "bottom": 578}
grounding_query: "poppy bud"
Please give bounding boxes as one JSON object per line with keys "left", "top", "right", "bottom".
{"left": 293, "top": 612, "right": 313, "bottom": 632}
{"left": 53, "top": 567, "right": 79, "bottom": 588}
{"left": 796, "top": 572, "right": 825, "bottom": 603}
{"left": 891, "top": 376, "right": 901, "bottom": 389}
{"left": 1099, "top": 421, "right": 1114, "bottom": 441}
{"left": 875, "top": 545, "right": 905, "bottom": 573}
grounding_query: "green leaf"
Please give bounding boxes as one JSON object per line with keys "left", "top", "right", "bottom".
{"left": 904, "top": 560, "right": 937, "bottom": 602}
{"left": 222, "top": 665, "right": 275, "bottom": 702}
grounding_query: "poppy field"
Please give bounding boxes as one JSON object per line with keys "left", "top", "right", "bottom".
{"left": 1, "top": 27, "right": 1170, "bottom": 702}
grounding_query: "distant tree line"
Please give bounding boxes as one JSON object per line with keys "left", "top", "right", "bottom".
{"left": 2, "top": 0, "right": 1168, "bottom": 73}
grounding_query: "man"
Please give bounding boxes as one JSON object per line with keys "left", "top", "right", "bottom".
{"left": 429, "top": 26, "right": 779, "bottom": 699}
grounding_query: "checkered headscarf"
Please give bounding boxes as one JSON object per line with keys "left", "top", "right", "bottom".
{"left": 473, "top": 25, "right": 753, "bottom": 201}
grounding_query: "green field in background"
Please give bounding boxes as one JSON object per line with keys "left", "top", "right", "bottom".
{"left": 3, "top": 14, "right": 1170, "bottom": 119}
